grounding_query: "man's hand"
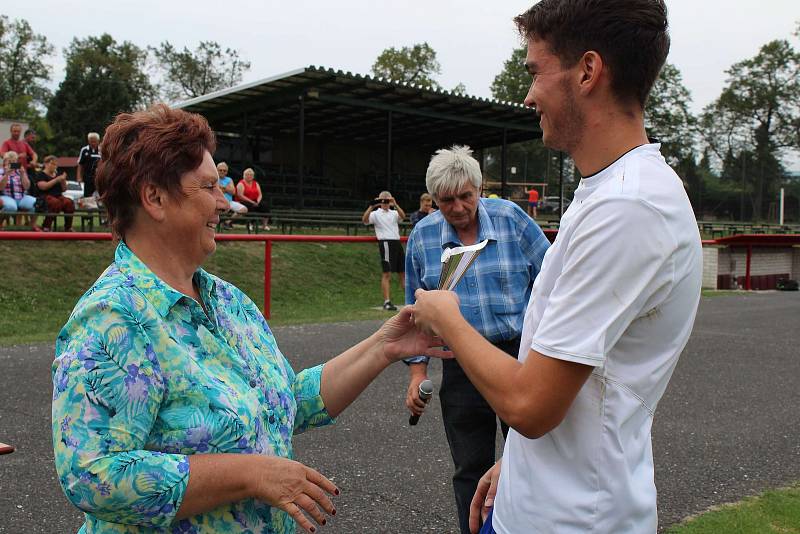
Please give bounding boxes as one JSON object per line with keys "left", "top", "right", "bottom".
{"left": 405, "top": 368, "right": 429, "bottom": 416}
{"left": 469, "top": 459, "right": 502, "bottom": 534}
{"left": 411, "top": 289, "right": 461, "bottom": 337}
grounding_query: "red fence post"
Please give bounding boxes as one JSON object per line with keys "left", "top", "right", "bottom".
{"left": 264, "top": 240, "right": 272, "bottom": 319}
{"left": 745, "top": 245, "right": 752, "bottom": 290}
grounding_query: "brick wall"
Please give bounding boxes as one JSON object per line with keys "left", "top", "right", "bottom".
{"left": 740, "top": 249, "right": 793, "bottom": 277}
{"left": 702, "top": 246, "right": 720, "bottom": 289}
{"left": 703, "top": 244, "right": 796, "bottom": 289}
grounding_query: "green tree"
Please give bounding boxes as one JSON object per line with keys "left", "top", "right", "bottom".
{"left": 0, "top": 16, "right": 54, "bottom": 111}
{"left": 47, "top": 34, "right": 154, "bottom": 152}
{"left": 644, "top": 63, "right": 696, "bottom": 163}
{"left": 700, "top": 38, "right": 800, "bottom": 219}
{"left": 371, "top": 42, "right": 442, "bottom": 89}
{"left": 151, "top": 41, "right": 251, "bottom": 102}
{"left": 490, "top": 47, "right": 529, "bottom": 103}
{"left": 451, "top": 82, "right": 467, "bottom": 95}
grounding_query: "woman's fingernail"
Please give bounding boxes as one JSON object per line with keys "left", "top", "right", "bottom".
{"left": 332, "top": 508, "right": 337, "bottom": 516}
{"left": 334, "top": 488, "right": 340, "bottom": 496}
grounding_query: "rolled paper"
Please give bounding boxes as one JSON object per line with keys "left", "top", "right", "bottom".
{"left": 438, "top": 240, "right": 489, "bottom": 290}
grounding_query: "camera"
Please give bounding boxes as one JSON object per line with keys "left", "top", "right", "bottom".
{"left": 9, "top": 162, "right": 20, "bottom": 170}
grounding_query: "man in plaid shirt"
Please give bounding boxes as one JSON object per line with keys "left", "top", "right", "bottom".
{"left": 403, "top": 145, "right": 550, "bottom": 534}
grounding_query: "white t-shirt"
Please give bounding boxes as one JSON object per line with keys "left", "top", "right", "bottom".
{"left": 368, "top": 208, "right": 401, "bottom": 240}
{"left": 493, "top": 144, "right": 702, "bottom": 534}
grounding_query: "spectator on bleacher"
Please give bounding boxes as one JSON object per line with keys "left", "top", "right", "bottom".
{"left": 77, "top": 132, "right": 102, "bottom": 204}
{"left": 526, "top": 186, "right": 539, "bottom": 218}
{"left": 1, "top": 151, "right": 37, "bottom": 222}
{"left": 362, "top": 190, "right": 406, "bottom": 311}
{"left": 1, "top": 123, "right": 38, "bottom": 172}
{"left": 52, "top": 103, "right": 440, "bottom": 534}
{"left": 23, "top": 129, "right": 38, "bottom": 171}
{"left": 236, "top": 167, "right": 270, "bottom": 230}
{"left": 410, "top": 192, "right": 436, "bottom": 227}
{"left": 32, "top": 155, "right": 74, "bottom": 232}
{"left": 216, "top": 162, "right": 247, "bottom": 228}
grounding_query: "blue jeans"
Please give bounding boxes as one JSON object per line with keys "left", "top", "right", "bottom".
{"left": 440, "top": 337, "right": 520, "bottom": 534}
{"left": 479, "top": 507, "right": 497, "bottom": 534}
{"left": 1, "top": 194, "right": 36, "bottom": 212}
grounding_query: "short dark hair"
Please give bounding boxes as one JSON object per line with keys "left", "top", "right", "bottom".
{"left": 96, "top": 104, "right": 216, "bottom": 238}
{"left": 24, "top": 129, "right": 35, "bottom": 137}
{"left": 514, "top": 0, "right": 670, "bottom": 108}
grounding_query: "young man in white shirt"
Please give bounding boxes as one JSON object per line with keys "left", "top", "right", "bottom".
{"left": 362, "top": 190, "right": 406, "bottom": 310}
{"left": 411, "top": 0, "right": 702, "bottom": 532}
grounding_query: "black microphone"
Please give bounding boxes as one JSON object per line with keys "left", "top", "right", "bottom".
{"left": 408, "top": 379, "right": 434, "bottom": 426}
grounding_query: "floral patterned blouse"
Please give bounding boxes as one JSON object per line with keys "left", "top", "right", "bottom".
{"left": 52, "top": 241, "right": 333, "bottom": 533}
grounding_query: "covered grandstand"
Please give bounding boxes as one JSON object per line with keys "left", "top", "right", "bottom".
{"left": 177, "top": 66, "right": 542, "bottom": 210}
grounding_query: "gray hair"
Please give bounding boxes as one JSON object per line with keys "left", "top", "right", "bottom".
{"left": 87, "top": 132, "right": 100, "bottom": 141}
{"left": 425, "top": 145, "right": 482, "bottom": 198}
{"left": 3, "top": 150, "right": 19, "bottom": 163}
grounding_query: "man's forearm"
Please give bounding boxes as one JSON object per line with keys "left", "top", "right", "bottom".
{"left": 408, "top": 361, "right": 428, "bottom": 379}
{"left": 361, "top": 205, "right": 374, "bottom": 224}
{"left": 435, "top": 313, "right": 523, "bottom": 421}
{"left": 435, "top": 311, "right": 593, "bottom": 438}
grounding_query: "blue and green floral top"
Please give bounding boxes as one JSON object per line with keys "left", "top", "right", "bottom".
{"left": 52, "top": 241, "right": 333, "bottom": 533}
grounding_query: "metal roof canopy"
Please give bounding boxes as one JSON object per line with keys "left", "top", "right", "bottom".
{"left": 176, "top": 66, "right": 541, "bottom": 149}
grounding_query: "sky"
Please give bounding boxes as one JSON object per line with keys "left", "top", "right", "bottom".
{"left": 7, "top": 0, "right": 800, "bottom": 165}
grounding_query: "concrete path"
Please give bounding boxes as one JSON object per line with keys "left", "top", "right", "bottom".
{"left": 1, "top": 292, "right": 798, "bottom": 533}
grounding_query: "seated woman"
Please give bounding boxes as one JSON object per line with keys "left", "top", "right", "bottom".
{"left": 1, "top": 151, "right": 37, "bottom": 226}
{"left": 52, "top": 104, "right": 439, "bottom": 534}
{"left": 236, "top": 167, "right": 270, "bottom": 230}
{"left": 216, "top": 161, "right": 248, "bottom": 229}
{"left": 32, "top": 155, "right": 75, "bottom": 231}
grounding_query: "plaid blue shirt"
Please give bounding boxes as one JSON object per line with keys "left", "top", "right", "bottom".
{"left": 404, "top": 198, "right": 550, "bottom": 363}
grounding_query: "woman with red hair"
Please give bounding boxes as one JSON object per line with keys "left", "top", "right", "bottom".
{"left": 52, "top": 104, "right": 438, "bottom": 534}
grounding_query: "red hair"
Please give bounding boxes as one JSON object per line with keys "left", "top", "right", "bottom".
{"left": 96, "top": 104, "right": 216, "bottom": 237}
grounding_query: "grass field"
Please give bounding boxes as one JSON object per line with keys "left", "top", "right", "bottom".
{"left": 0, "top": 240, "right": 404, "bottom": 346}
{"left": 665, "top": 484, "right": 800, "bottom": 533}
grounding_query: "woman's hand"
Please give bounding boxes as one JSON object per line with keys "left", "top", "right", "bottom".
{"left": 378, "top": 306, "right": 451, "bottom": 362}
{"left": 251, "top": 456, "right": 339, "bottom": 533}
{"left": 410, "top": 289, "right": 461, "bottom": 337}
